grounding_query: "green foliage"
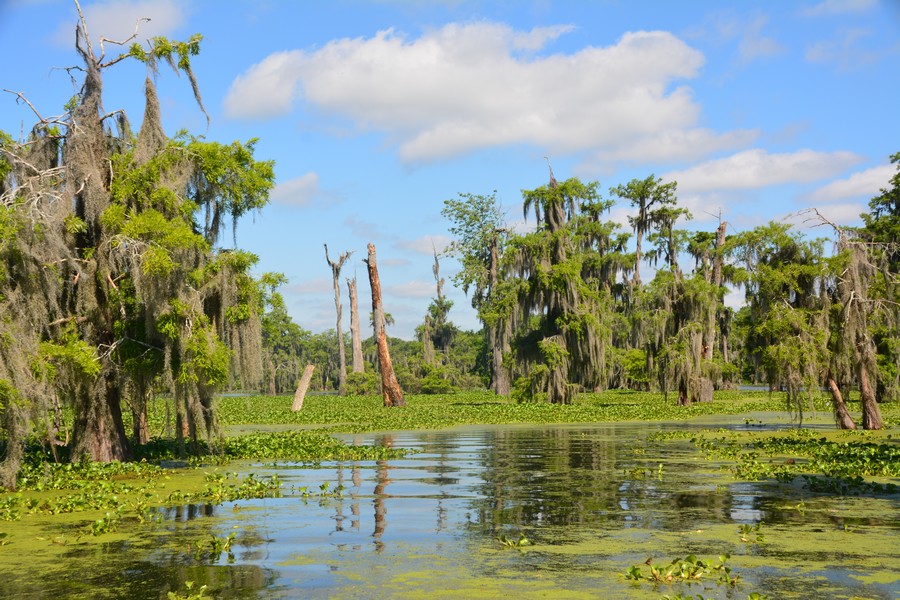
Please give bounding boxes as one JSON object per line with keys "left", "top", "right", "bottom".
{"left": 496, "top": 532, "right": 532, "bottom": 549}
{"left": 63, "top": 215, "right": 87, "bottom": 235}
{"left": 167, "top": 581, "right": 208, "bottom": 600}
{"left": 861, "top": 151, "right": 900, "bottom": 267}
{"left": 179, "top": 325, "right": 230, "bottom": 386}
{"left": 441, "top": 191, "right": 506, "bottom": 303}
{"left": 625, "top": 553, "right": 739, "bottom": 587}
{"left": 620, "top": 348, "right": 650, "bottom": 389}
{"left": 36, "top": 329, "right": 101, "bottom": 379}
{"left": 345, "top": 371, "right": 379, "bottom": 395}
{"left": 684, "top": 427, "right": 900, "bottom": 493}
{"left": 420, "top": 368, "right": 458, "bottom": 394}
{"left": 0, "top": 379, "right": 22, "bottom": 412}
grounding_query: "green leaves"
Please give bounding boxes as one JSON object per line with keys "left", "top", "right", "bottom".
{"left": 36, "top": 329, "right": 101, "bottom": 379}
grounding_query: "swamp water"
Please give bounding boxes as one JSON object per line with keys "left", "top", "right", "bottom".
{"left": 2, "top": 416, "right": 899, "bottom": 599}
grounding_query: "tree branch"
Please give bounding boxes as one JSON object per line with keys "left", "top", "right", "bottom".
{"left": 98, "top": 17, "right": 151, "bottom": 66}
{"left": 2, "top": 89, "right": 47, "bottom": 124}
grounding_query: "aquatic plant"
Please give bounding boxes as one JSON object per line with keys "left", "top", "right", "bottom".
{"left": 737, "top": 523, "right": 764, "bottom": 544}
{"left": 626, "top": 554, "right": 740, "bottom": 587}
{"left": 193, "top": 531, "right": 236, "bottom": 563}
{"left": 167, "top": 581, "right": 207, "bottom": 600}
{"left": 497, "top": 532, "right": 532, "bottom": 549}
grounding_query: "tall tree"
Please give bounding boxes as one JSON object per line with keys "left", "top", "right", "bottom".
{"left": 860, "top": 152, "right": 900, "bottom": 405}
{"left": 610, "top": 175, "right": 677, "bottom": 287}
{"left": 813, "top": 212, "right": 886, "bottom": 430}
{"left": 419, "top": 246, "right": 455, "bottom": 365}
{"left": 347, "top": 276, "right": 364, "bottom": 374}
{"left": 261, "top": 273, "right": 307, "bottom": 395}
{"left": 442, "top": 192, "right": 511, "bottom": 394}
{"left": 0, "top": 5, "right": 274, "bottom": 485}
{"left": 364, "top": 243, "right": 404, "bottom": 407}
{"left": 729, "top": 223, "right": 828, "bottom": 420}
{"left": 507, "top": 173, "right": 618, "bottom": 404}
{"left": 324, "top": 244, "right": 352, "bottom": 395}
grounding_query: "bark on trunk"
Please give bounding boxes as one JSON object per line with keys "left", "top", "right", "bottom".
{"left": 71, "top": 376, "right": 131, "bottom": 462}
{"left": 132, "top": 399, "right": 150, "bottom": 446}
{"left": 859, "top": 359, "right": 883, "bottom": 430}
{"left": 365, "top": 243, "right": 405, "bottom": 407}
{"left": 633, "top": 228, "right": 643, "bottom": 288}
{"left": 677, "top": 380, "right": 691, "bottom": 406}
{"left": 325, "top": 245, "right": 352, "bottom": 395}
{"left": 266, "top": 355, "right": 276, "bottom": 395}
{"left": 708, "top": 220, "right": 728, "bottom": 363}
{"left": 291, "top": 364, "right": 316, "bottom": 412}
{"left": 826, "top": 374, "right": 857, "bottom": 430}
{"left": 490, "top": 330, "right": 510, "bottom": 395}
{"left": 721, "top": 333, "right": 728, "bottom": 364}
{"left": 347, "top": 277, "right": 364, "bottom": 373}
{"left": 712, "top": 221, "right": 726, "bottom": 289}
{"left": 488, "top": 233, "right": 510, "bottom": 395}
{"left": 694, "top": 377, "right": 714, "bottom": 403}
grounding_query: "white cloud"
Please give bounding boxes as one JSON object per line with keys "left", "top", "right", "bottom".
{"left": 388, "top": 279, "right": 435, "bottom": 298}
{"left": 662, "top": 149, "right": 863, "bottom": 193}
{"left": 804, "top": 28, "right": 895, "bottom": 70}
{"left": 224, "top": 22, "right": 727, "bottom": 164}
{"left": 396, "top": 235, "right": 451, "bottom": 256}
{"left": 805, "top": 164, "right": 893, "bottom": 203}
{"left": 53, "top": 0, "right": 185, "bottom": 47}
{"left": 605, "top": 205, "right": 633, "bottom": 231}
{"left": 288, "top": 277, "right": 333, "bottom": 295}
{"left": 785, "top": 203, "right": 867, "bottom": 227}
{"left": 802, "top": 0, "right": 877, "bottom": 17}
{"left": 343, "top": 215, "right": 380, "bottom": 239}
{"left": 270, "top": 172, "right": 320, "bottom": 206}
{"left": 223, "top": 50, "right": 303, "bottom": 119}
{"left": 737, "top": 15, "right": 785, "bottom": 63}
{"left": 807, "top": 202, "right": 865, "bottom": 225}
{"left": 587, "top": 127, "right": 757, "bottom": 166}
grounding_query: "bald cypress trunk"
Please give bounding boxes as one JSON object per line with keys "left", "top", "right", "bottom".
{"left": 365, "top": 244, "right": 405, "bottom": 407}
{"left": 347, "top": 277, "right": 364, "bottom": 374}
{"left": 489, "top": 234, "right": 510, "bottom": 395}
{"left": 325, "top": 245, "right": 352, "bottom": 395}
{"left": 859, "top": 357, "right": 883, "bottom": 430}
{"left": 826, "top": 373, "right": 857, "bottom": 430}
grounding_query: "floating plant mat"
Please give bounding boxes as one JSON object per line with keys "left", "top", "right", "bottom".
{"left": 1, "top": 417, "right": 898, "bottom": 599}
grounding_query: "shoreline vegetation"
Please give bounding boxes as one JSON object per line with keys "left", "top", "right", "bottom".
{"left": 2, "top": 390, "right": 897, "bottom": 522}
{"left": 0, "top": 390, "right": 897, "bottom": 598}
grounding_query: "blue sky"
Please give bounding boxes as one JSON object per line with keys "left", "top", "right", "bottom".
{"left": 1, "top": 0, "right": 898, "bottom": 339}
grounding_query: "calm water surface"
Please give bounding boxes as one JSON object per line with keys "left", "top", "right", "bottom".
{"left": 6, "top": 416, "right": 900, "bottom": 599}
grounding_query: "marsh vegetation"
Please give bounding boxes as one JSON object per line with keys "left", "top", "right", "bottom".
{"left": 1, "top": 4, "right": 899, "bottom": 598}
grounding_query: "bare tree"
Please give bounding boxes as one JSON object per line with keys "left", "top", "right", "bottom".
{"left": 291, "top": 364, "right": 316, "bottom": 412}
{"left": 364, "top": 243, "right": 404, "bottom": 407}
{"left": 325, "top": 244, "right": 352, "bottom": 395}
{"left": 347, "top": 276, "right": 364, "bottom": 373}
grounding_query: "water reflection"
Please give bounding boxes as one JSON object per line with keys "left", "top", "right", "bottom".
{"left": 6, "top": 421, "right": 896, "bottom": 599}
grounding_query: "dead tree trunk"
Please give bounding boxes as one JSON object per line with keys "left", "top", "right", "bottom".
{"left": 347, "top": 277, "right": 364, "bottom": 373}
{"left": 325, "top": 244, "right": 352, "bottom": 395}
{"left": 826, "top": 372, "right": 857, "bottom": 430}
{"left": 364, "top": 243, "right": 405, "bottom": 407}
{"left": 291, "top": 364, "right": 316, "bottom": 412}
